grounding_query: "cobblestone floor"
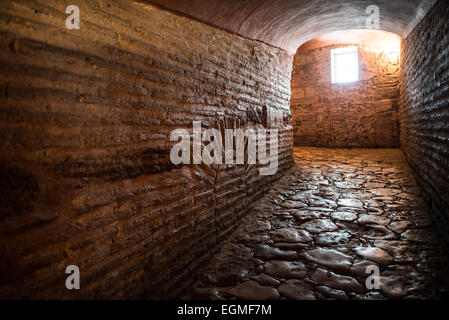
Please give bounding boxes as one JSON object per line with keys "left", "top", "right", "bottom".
{"left": 184, "top": 147, "right": 449, "bottom": 300}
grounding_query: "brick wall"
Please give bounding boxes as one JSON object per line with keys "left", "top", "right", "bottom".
{"left": 291, "top": 33, "right": 401, "bottom": 147}
{"left": 0, "top": 0, "right": 293, "bottom": 298}
{"left": 399, "top": 0, "right": 449, "bottom": 254}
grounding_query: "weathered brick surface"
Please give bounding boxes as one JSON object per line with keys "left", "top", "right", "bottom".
{"left": 399, "top": 0, "right": 449, "bottom": 255}
{"left": 291, "top": 33, "right": 400, "bottom": 147}
{"left": 0, "top": 0, "right": 293, "bottom": 298}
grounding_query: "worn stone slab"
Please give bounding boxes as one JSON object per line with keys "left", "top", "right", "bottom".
{"left": 301, "top": 219, "right": 338, "bottom": 234}
{"left": 316, "top": 286, "right": 349, "bottom": 300}
{"left": 270, "top": 228, "right": 312, "bottom": 243}
{"left": 278, "top": 280, "right": 316, "bottom": 300}
{"left": 250, "top": 273, "right": 281, "bottom": 287}
{"left": 389, "top": 221, "right": 410, "bottom": 234}
{"left": 350, "top": 260, "right": 379, "bottom": 277}
{"left": 227, "top": 281, "right": 280, "bottom": 300}
{"left": 300, "top": 248, "right": 354, "bottom": 272}
{"left": 254, "top": 245, "right": 297, "bottom": 261}
{"left": 353, "top": 247, "right": 393, "bottom": 266}
{"left": 311, "top": 268, "right": 364, "bottom": 293}
{"left": 264, "top": 260, "right": 307, "bottom": 279}
{"left": 338, "top": 198, "right": 364, "bottom": 208}
{"left": 358, "top": 214, "right": 391, "bottom": 226}
{"left": 331, "top": 211, "right": 358, "bottom": 222}
{"left": 315, "top": 231, "right": 351, "bottom": 246}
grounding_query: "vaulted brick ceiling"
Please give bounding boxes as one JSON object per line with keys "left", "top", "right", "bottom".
{"left": 148, "top": 0, "right": 437, "bottom": 52}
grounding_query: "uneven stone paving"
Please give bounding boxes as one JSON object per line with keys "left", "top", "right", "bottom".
{"left": 184, "top": 148, "right": 449, "bottom": 300}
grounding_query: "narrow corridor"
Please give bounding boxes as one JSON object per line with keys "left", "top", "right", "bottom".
{"left": 1, "top": 0, "right": 449, "bottom": 301}
{"left": 186, "top": 148, "right": 448, "bottom": 300}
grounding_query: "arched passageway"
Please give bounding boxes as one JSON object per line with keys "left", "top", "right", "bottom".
{"left": 0, "top": 0, "right": 448, "bottom": 300}
{"left": 182, "top": 29, "right": 449, "bottom": 300}
{"left": 149, "top": 0, "right": 435, "bottom": 53}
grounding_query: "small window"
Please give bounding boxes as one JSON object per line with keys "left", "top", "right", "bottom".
{"left": 331, "top": 46, "right": 359, "bottom": 84}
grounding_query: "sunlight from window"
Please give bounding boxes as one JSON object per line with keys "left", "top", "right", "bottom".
{"left": 331, "top": 46, "right": 359, "bottom": 84}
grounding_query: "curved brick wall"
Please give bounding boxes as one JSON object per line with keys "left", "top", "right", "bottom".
{"left": 399, "top": 0, "right": 449, "bottom": 254}
{"left": 149, "top": 0, "right": 436, "bottom": 53}
{"left": 0, "top": 0, "right": 293, "bottom": 298}
{"left": 291, "top": 31, "right": 401, "bottom": 147}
